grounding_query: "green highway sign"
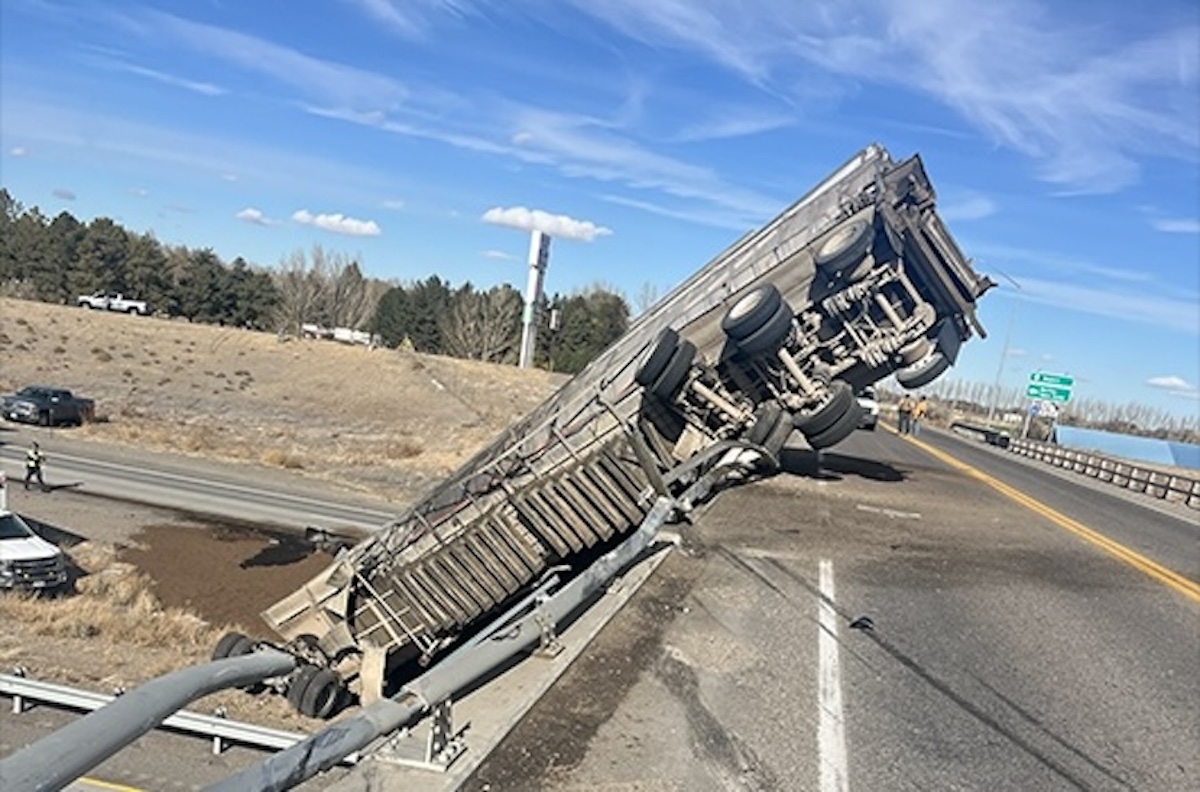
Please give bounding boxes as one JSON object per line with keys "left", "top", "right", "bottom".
{"left": 1030, "top": 371, "right": 1074, "bottom": 387}
{"left": 1026, "top": 383, "right": 1072, "bottom": 403}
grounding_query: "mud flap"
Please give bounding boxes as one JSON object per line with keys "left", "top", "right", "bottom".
{"left": 360, "top": 645, "right": 388, "bottom": 705}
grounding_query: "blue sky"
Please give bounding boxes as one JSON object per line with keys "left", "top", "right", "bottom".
{"left": 1, "top": 0, "right": 1197, "bottom": 418}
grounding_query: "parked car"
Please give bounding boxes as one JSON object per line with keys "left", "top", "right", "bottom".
{"left": 0, "top": 509, "right": 69, "bottom": 593}
{"left": 1, "top": 386, "right": 95, "bottom": 426}
{"left": 856, "top": 386, "right": 880, "bottom": 430}
{"left": 76, "top": 292, "right": 151, "bottom": 315}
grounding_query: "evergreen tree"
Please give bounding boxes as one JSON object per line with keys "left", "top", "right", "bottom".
{"left": 70, "top": 217, "right": 129, "bottom": 297}
{"left": 123, "top": 232, "right": 171, "bottom": 312}
{"left": 406, "top": 276, "right": 452, "bottom": 353}
{"left": 175, "top": 248, "right": 229, "bottom": 323}
{"left": 371, "top": 285, "right": 412, "bottom": 347}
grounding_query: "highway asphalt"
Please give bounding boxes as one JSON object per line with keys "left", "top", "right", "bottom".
{"left": 3, "top": 423, "right": 1197, "bottom": 790}
{"left": 464, "top": 425, "right": 1199, "bottom": 791}
{"left": 0, "top": 424, "right": 398, "bottom": 533}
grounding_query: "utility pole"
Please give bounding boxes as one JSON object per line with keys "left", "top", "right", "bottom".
{"left": 519, "top": 230, "right": 551, "bottom": 369}
{"left": 986, "top": 269, "right": 1023, "bottom": 426}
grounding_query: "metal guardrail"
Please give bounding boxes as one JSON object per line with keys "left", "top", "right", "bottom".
{"left": 0, "top": 669, "right": 347, "bottom": 759}
{"left": 1006, "top": 437, "right": 1200, "bottom": 510}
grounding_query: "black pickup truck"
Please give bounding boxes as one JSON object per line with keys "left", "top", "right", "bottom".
{"left": 1, "top": 386, "right": 95, "bottom": 427}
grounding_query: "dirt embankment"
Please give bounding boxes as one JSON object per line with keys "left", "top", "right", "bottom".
{"left": 1, "top": 296, "right": 567, "bottom": 502}
{"left": 0, "top": 297, "right": 568, "bottom": 726}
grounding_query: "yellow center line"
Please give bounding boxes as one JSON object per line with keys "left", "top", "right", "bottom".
{"left": 76, "top": 779, "right": 144, "bottom": 792}
{"left": 891, "top": 425, "right": 1200, "bottom": 603}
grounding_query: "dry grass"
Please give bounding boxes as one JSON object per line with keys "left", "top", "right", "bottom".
{"left": 0, "top": 543, "right": 232, "bottom": 655}
{"left": 0, "top": 296, "right": 567, "bottom": 502}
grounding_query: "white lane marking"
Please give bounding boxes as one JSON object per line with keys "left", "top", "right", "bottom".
{"left": 819, "top": 558, "right": 850, "bottom": 792}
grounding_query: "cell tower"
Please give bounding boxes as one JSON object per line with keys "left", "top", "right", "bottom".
{"left": 518, "top": 230, "right": 551, "bottom": 368}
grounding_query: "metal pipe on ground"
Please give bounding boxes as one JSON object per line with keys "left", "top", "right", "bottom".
{"left": 207, "top": 496, "right": 677, "bottom": 792}
{"left": 0, "top": 650, "right": 297, "bottom": 792}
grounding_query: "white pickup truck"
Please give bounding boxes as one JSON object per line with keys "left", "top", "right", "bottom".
{"left": 76, "top": 292, "right": 151, "bottom": 315}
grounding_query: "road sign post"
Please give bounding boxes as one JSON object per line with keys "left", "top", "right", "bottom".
{"left": 1026, "top": 372, "right": 1073, "bottom": 404}
{"left": 1023, "top": 372, "right": 1073, "bottom": 439}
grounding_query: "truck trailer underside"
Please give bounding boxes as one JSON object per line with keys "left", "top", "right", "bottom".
{"left": 237, "top": 144, "right": 994, "bottom": 717}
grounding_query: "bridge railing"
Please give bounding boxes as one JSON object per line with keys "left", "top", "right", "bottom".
{"left": 1006, "top": 437, "right": 1200, "bottom": 510}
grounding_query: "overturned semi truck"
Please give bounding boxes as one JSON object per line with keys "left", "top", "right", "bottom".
{"left": 216, "top": 144, "right": 994, "bottom": 718}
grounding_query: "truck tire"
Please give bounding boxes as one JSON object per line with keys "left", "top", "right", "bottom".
{"left": 212, "top": 631, "right": 251, "bottom": 661}
{"left": 635, "top": 328, "right": 679, "bottom": 387}
{"left": 651, "top": 340, "right": 695, "bottom": 400}
{"left": 735, "top": 301, "right": 794, "bottom": 356}
{"left": 898, "top": 336, "right": 933, "bottom": 365}
{"left": 745, "top": 402, "right": 785, "bottom": 446}
{"left": 721, "top": 284, "right": 783, "bottom": 341}
{"left": 794, "top": 381, "right": 854, "bottom": 436}
{"left": 806, "top": 398, "right": 863, "bottom": 449}
{"left": 762, "top": 409, "right": 796, "bottom": 458}
{"left": 897, "top": 350, "right": 951, "bottom": 390}
{"left": 287, "top": 665, "right": 320, "bottom": 712}
{"left": 814, "top": 219, "right": 872, "bottom": 271}
{"left": 298, "top": 668, "right": 342, "bottom": 719}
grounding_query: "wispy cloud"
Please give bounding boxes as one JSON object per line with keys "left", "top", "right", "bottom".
{"left": 1018, "top": 276, "right": 1200, "bottom": 335}
{"left": 971, "top": 242, "right": 1154, "bottom": 284}
{"left": 292, "top": 209, "right": 381, "bottom": 236}
{"left": 2, "top": 97, "right": 399, "bottom": 199}
{"left": 123, "top": 9, "right": 407, "bottom": 111}
{"left": 570, "top": 1, "right": 1199, "bottom": 193}
{"left": 673, "top": 112, "right": 794, "bottom": 142}
{"left": 110, "top": 62, "right": 226, "bottom": 96}
{"left": 482, "top": 206, "right": 612, "bottom": 242}
{"left": 507, "top": 106, "right": 780, "bottom": 222}
{"left": 52, "top": 188, "right": 76, "bottom": 200}
{"left": 311, "top": 102, "right": 781, "bottom": 230}
{"left": 236, "top": 207, "right": 279, "bottom": 226}
{"left": 9, "top": 146, "right": 28, "bottom": 157}
{"left": 481, "top": 249, "right": 515, "bottom": 260}
{"left": 382, "top": 199, "right": 406, "bottom": 210}
{"left": 1151, "top": 218, "right": 1200, "bottom": 234}
{"left": 940, "top": 193, "right": 997, "bottom": 222}
{"left": 598, "top": 193, "right": 752, "bottom": 231}
{"left": 344, "top": 0, "right": 478, "bottom": 39}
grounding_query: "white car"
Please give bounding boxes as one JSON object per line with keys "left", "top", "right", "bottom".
{"left": 856, "top": 386, "right": 880, "bottom": 430}
{"left": 0, "top": 509, "right": 69, "bottom": 593}
{"left": 76, "top": 292, "right": 151, "bottom": 315}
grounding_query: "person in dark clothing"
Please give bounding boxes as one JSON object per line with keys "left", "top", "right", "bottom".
{"left": 24, "top": 441, "right": 47, "bottom": 491}
{"left": 897, "top": 394, "right": 915, "bottom": 435}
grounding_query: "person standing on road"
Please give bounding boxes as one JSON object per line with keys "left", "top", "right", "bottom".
{"left": 24, "top": 441, "right": 47, "bottom": 491}
{"left": 897, "top": 394, "right": 915, "bottom": 434}
{"left": 912, "top": 396, "right": 929, "bottom": 436}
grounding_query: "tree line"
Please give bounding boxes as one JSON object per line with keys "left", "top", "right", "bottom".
{"left": 0, "top": 188, "right": 628, "bottom": 373}
{"left": 918, "top": 374, "right": 1199, "bottom": 444}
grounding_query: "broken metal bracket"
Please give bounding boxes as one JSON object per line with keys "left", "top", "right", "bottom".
{"left": 533, "top": 605, "right": 565, "bottom": 658}
{"left": 373, "top": 698, "right": 467, "bottom": 773}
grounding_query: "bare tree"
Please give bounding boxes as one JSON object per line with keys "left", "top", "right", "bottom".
{"left": 440, "top": 285, "right": 522, "bottom": 363}
{"left": 635, "top": 281, "right": 661, "bottom": 315}
{"left": 272, "top": 245, "right": 386, "bottom": 333}
{"left": 273, "top": 249, "right": 324, "bottom": 335}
